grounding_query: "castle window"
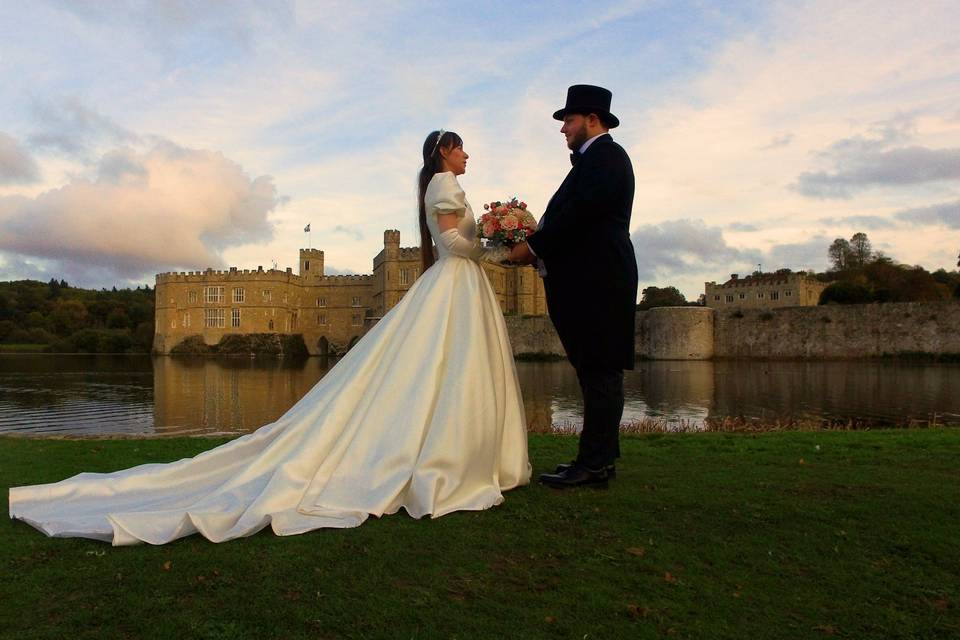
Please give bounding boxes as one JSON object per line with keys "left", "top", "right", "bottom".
{"left": 400, "top": 269, "right": 410, "bottom": 285}
{"left": 268, "top": 319, "right": 274, "bottom": 331}
{"left": 291, "top": 312, "right": 298, "bottom": 329}
{"left": 204, "top": 286, "right": 224, "bottom": 303}
{"left": 204, "top": 308, "right": 225, "bottom": 328}
{"left": 283, "top": 293, "right": 288, "bottom": 304}
{"left": 318, "top": 313, "right": 327, "bottom": 325}
{"left": 739, "top": 293, "right": 745, "bottom": 299}
{"left": 714, "top": 295, "right": 720, "bottom": 301}
{"left": 770, "top": 291, "right": 780, "bottom": 301}
{"left": 181, "top": 312, "right": 191, "bottom": 328}
{"left": 304, "top": 260, "right": 310, "bottom": 271}
{"left": 352, "top": 314, "right": 362, "bottom": 326}
{"left": 785, "top": 290, "right": 792, "bottom": 297}
{"left": 188, "top": 291, "right": 197, "bottom": 304}
{"left": 231, "top": 308, "right": 241, "bottom": 327}
{"left": 233, "top": 287, "right": 245, "bottom": 303}
{"left": 725, "top": 295, "right": 734, "bottom": 303}
{"left": 757, "top": 292, "right": 764, "bottom": 299}
{"left": 262, "top": 289, "right": 272, "bottom": 302}
{"left": 352, "top": 296, "right": 361, "bottom": 307}
{"left": 317, "top": 297, "right": 326, "bottom": 307}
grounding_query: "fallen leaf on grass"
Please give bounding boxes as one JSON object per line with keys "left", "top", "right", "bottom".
{"left": 813, "top": 624, "right": 836, "bottom": 635}
{"left": 799, "top": 458, "right": 806, "bottom": 465}
{"left": 626, "top": 604, "right": 650, "bottom": 620}
{"left": 544, "top": 616, "right": 556, "bottom": 624}
{"left": 663, "top": 572, "right": 678, "bottom": 584}
{"left": 626, "top": 547, "right": 646, "bottom": 557}
{"left": 933, "top": 597, "right": 950, "bottom": 611}
{"left": 161, "top": 560, "right": 172, "bottom": 571}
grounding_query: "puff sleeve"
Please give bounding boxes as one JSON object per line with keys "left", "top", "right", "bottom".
{"left": 427, "top": 173, "right": 508, "bottom": 263}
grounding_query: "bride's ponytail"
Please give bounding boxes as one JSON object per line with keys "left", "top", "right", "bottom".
{"left": 418, "top": 129, "right": 462, "bottom": 273}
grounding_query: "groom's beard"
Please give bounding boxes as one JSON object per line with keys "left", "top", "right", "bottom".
{"left": 566, "top": 123, "right": 589, "bottom": 151}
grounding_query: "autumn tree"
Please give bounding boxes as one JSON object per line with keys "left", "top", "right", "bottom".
{"left": 638, "top": 286, "right": 688, "bottom": 310}
{"left": 849, "top": 232, "right": 873, "bottom": 266}
{"left": 828, "top": 238, "right": 851, "bottom": 271}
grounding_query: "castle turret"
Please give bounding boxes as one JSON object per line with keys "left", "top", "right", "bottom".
{"left": 384, "top": 229, "right": 400, "bottom": 260}
{"left": 300, "top": 249, "right": 324, "bottom": 279}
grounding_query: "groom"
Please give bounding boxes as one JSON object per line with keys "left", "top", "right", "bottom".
{"left": 509, "top": 84, "right": 637, "bottom": 489}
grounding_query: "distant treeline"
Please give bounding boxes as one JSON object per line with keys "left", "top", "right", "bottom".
{"left": 0, "top": 279, "right": 155, "bottom": 353}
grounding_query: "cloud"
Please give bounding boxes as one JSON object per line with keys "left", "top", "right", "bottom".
{"left": 816, "top": 215, "right": 896, "bottom": 230}
{"left": 0, "top": 139, "right": 282, "bottom": 282}
{"left": 0, "top": 132, "right": 41, "bottom": 184}
{"left": 766, "top": 236, "right": 830, "bottom": 271}
{"left": 727, "top": 222, "right": 759, "bottom": 232}
{"left": 631, "top": 219, "right": 762, "bottom": 282}
{"left": 793, "top": 115, "right": 960, "bottom": 198}
{"left": 331, "top": 225, "right": 363, "bottom": 241}
{"left": 894, "top": 200, "right": 960, "bottom": 229}
{"left": 29, "top": 97, "right": 139, "bottom": 158}
{"left": 760, "top": 133, "right": 794, "bottom": 150}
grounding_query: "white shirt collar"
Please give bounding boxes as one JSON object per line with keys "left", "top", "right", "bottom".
{"left": 579, "top": 132, "right": 607, "bottom": 154}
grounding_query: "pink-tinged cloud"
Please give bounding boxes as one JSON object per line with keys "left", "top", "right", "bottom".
{"left": 0, "top": 140, "right": 281, "bottom": 279}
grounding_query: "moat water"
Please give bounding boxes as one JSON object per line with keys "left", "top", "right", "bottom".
{"left": 0, "top": 354, "right": 958, "bottom": 437}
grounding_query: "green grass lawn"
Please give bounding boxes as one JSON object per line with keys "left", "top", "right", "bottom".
{"left": 2, "top": 430, "right": 958, "bottom": 640}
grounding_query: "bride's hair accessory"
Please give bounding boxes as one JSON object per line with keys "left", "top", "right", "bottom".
{"left": 429, "top": 129, "right": 446, "bottom": 157}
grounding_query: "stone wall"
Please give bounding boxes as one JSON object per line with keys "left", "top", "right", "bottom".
{"left": 507, "top": 302, "right": 960, "bottom": 361}
{"left": 713, "top": 301, "right": 960, "bottom": 359}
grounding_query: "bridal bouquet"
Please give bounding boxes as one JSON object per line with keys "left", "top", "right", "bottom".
{"left": 477, "top": 197, "right": 538, "bottom": 247}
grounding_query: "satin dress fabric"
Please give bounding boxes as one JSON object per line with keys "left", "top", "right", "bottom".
{"left": 9, "top": 171, "right": 531, "bottom": 545}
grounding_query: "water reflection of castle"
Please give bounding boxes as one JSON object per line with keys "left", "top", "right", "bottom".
{"left": 150, "top": 359, "right": 718, "bottom": 435}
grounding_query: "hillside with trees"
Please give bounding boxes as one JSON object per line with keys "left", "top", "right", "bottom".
{"left": 0, "top": 280, "right": 155, "bottom": 353}
{"left": 819, "top": 233, "right": 960, "bottom": 304}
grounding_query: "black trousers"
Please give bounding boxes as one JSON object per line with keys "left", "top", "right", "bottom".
{"left": 575, "top": 366, "right": 624, "bottom": 470}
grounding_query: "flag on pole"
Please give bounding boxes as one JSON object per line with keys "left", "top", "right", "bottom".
{"left": 304, "top": 223, "right": 311, "bottom": 232}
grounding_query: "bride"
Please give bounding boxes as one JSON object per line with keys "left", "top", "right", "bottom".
{"left": 9, "top": 130, "right": 532, "bottom": 545}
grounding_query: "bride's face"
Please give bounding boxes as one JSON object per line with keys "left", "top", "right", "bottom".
{"left": 440, "top": 144, "right": 469, "bottom": 175}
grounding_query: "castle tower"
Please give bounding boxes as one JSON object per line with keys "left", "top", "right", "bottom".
{"left": 299, "top": 249, "right": 324, "bottom": 280}
{"left": 384, "top": 229, "right": 400, "bottom": 260}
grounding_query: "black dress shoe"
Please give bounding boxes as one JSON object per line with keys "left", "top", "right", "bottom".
{"left": 554, "top": 460, "right": 617, "bottom": 479}
{"left": 539, "top": 465, "right": 609, "bottom": 489}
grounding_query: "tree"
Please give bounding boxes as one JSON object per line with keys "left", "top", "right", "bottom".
{"left": 820, "top": 281, "right": 872, "bottom": 304}
{"left": 638, "top": 286, "right": 687, "bottom": 310}
{"left": 828, "top": 238, "right": 851, "bottom": 271}
{"left": 50, "top": 299, "right": 89, "bottom": 336}
{"left": 849, "top": 232, "right": 872, "bottom": 266}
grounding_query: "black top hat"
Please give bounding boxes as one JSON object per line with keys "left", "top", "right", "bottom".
{"left": 553, "top": 84, "right": 619, "bottom": 128}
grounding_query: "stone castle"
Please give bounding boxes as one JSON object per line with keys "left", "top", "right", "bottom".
{"left": 704, "top": 272, "right": 827, "bottom": 309}
{"left": 154, "top": 230, "right": 547, "bottom": 355}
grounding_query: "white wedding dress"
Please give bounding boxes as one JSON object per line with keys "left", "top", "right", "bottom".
{"left": 9, "top": 171, "right": 531, "bottom": 545}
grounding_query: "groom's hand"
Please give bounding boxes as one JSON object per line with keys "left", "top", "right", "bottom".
{"left": 509, "top": 242, "right": 536, "bottom": 265}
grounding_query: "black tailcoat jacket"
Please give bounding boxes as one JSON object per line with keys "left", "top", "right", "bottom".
{"left": 527, "top": 134, "right": 638, "bottom": 371}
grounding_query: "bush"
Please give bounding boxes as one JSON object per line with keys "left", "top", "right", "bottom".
{"left": 26, "top": 328, "right": 57, "bottom": 344}
{"left": 2, "top": 328, "right": 33, "bottom": 344}
{"left": 820, "top": 281, "right": 873, "bottom": 305}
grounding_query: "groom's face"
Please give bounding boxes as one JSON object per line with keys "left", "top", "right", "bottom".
{"left": 561, "top": 114, "right": 590, "bottom": 151}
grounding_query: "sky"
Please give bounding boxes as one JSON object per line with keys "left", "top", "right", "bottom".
{"left": 1, "top": 0, "right": 958, "bottom": 300}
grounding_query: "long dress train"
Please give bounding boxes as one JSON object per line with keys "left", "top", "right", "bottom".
{"left": 8, "top": 171, "right": 531, "bottom": 545}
